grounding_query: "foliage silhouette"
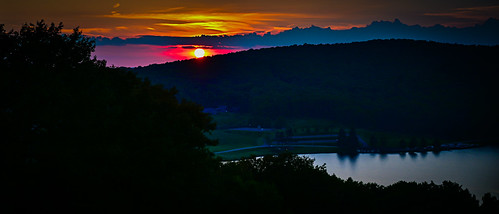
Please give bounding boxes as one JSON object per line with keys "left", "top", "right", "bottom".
{"left": 1, "top": 21, "right": 218, "bottom": 213}
{"left": 221, "top": 153, "right": 496, "bottom": 213}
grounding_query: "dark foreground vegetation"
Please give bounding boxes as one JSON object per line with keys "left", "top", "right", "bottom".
{"left": 1, "top": 21, "right": 498, "bottom": 213}
{"left": 135, "top": 38, "right": 499, "bottom": 142}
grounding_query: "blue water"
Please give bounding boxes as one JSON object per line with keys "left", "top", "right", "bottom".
{"left": 305, "top": 146, "right": 499, "bottom": 199}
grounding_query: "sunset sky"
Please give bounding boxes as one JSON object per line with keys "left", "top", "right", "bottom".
{"left": 2, "top": 0, "right": 498, "bottom": 66}
{"left": 3, "top": 0, "right": 498, "bottom": 37}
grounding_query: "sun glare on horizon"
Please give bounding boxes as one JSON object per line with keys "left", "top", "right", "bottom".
{"left": 194, "top": 48, "right": 205, "bottom": 58}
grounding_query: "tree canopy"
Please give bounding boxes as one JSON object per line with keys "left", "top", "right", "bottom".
{"left": 0, "top": 20, "right": 218, "bottom": 212}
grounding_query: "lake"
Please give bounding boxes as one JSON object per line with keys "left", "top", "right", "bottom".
{"left": 305, "top": 146, "right": 499, "bottom": 199}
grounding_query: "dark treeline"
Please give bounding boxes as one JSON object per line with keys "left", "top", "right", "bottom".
{"left": 135, "top": 39, "right": 499, "bottom": 141}
{"left": 221, "top": 153, "right": 499, "bottom": 213}
{"left": 1, "top": 21, "right": 499, "bottom": 213}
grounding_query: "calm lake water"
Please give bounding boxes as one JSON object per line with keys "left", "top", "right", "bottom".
{"left": 305, "top": 146, "right": 499, "bottom": 199}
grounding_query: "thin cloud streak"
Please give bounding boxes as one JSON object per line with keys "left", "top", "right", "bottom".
{"left": 102, "top": 10, "right": 313, "bottom": 36}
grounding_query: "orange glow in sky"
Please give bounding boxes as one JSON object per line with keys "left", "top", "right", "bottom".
{"left": 3, "top": 0, "right": 497, "bottom": 38}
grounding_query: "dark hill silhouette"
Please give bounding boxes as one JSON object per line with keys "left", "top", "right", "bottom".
{"left": 134, "top": 39, "right": 499, "bottom": 140}
{"left": 97, "top": 18, "right": 499, "bottom": 47}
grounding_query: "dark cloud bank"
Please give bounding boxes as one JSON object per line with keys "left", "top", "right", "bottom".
{"left": 95, "top": 18, "right": 499, "bottom": 48}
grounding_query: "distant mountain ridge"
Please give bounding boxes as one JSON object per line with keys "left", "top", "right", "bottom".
{"left": 96, "top": 18, "right": 499, "bottom": 47}
{"left": 134, "top": 39, "right": 499, "bottom": 139}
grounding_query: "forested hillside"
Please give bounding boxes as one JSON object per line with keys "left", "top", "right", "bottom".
{"left": 135, "top": 40, "right": 499, "bottom": 140}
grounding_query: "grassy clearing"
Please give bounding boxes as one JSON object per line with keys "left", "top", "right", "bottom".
{"left": 206, "top": 129, "right": 276, "bottom": 152}
{"left": 215, "top": 148, "right": 277, "bottom": 160}
{"left": 215, "top": 146, "right": 340, "bottom": 160}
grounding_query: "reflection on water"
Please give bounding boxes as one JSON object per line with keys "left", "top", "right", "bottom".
{"left": 305, "top": 146, "right": 499, "bottom": 199}
{"left": 420, "top": 151, "right": 428, "bottom": 159}
{"left": 379, "top": 153, "right": 388, "bottom": 161}
{"left": 337, "top": 153, "right": 359, "bottom": 169}
{"left": 408, "top": 152, "right": 417, "bottom": 158}
{"left": 337, "top": 153, "right": 359, "bottom": 162}
{"left": 398, "top": 152, "right": 406, "bottom": 159}
{"left": 432, "top": 150, "right": 441, "bottom": 157}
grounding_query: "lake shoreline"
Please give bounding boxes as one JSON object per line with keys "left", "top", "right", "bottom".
{"left": 215, "top": 140, "right": 492, "bottom": 160}
{"left": 356, "top": 141, "right": 483, "bottom": 155}
{"left": 306, "top": 146, "right": 499, "bottom": 201}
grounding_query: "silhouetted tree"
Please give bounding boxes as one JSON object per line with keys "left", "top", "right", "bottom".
{"left": 379, "top": 135, "right": 388, "bottom": 149}
{"left": 347, "top": 128, "right": 360, "bottom": 152}
{"left": 433, "top": 138, "right": 442, "bottom": 150}
{"left": 481, "top": 193, "right": 499, "bottom": 213}
{"left": 420, "top": 138, "right": 429, "bottom": 148}
{"left": 338, "top": 128, "right": 358, "bottom": 153}
{"left": 338, "top": 128, "right": 347, "bottom": 146}
{"left": 409, "top": 137, "right": 418, "bottom": 149}
{"left": 370, "top": 135, "right": 378, "bottom": 148}
{"left": 348, "top": 129, "right": 358, "bottom": 143}
{"left": 1, "top": 20, "right": 218, "bottom": 213}
{"left": 400, "top": 139, "right": 408, "bottom": 149}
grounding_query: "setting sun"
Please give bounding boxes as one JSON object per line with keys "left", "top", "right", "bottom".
{"left": 194, "top": 48, "right": 205, "bottom": 58}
